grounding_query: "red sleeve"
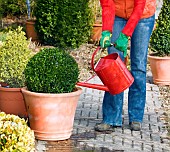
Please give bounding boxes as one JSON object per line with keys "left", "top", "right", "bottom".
{"left": 122, "top": 0, "right": 146, "bottom": 37}
{"left": 100, "top": 0, "right": 115, "bottom": 32}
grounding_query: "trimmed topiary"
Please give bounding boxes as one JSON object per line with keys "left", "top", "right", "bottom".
{"left": 0, "top": 26, "right": 32, "bottom": 88}
{"left": 0, "top": 112, "right": 35, "bottom": 151}
{"left": 34, "top": 0, "right": 93, "bottom": 48}
{"left": 24, "top": 48, "right": 79, "bottom": 93}
{"left": 150, "top": 0, "right": 170, "bottom": 56}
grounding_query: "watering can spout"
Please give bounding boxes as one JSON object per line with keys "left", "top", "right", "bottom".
{"left": 76, "top": 82, "right": 109, "bottom": 92}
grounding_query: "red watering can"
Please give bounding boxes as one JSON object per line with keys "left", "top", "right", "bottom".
{"left": 76, "top": 46, "right": 134, "bottom": 95}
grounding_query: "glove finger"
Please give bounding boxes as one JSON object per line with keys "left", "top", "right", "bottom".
{"left": 105, "top": 40, "right": 111, "bottom": 47}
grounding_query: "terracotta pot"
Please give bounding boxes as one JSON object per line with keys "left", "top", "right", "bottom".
{"left": 148, "top": 54, "right": 170, "bottom": 85}
{"left": 25, "top": 20, "right": 39, "bottom": 42}
{"left": 0, "top": 87, "right": 28, "bottom": 118}
{"left": 91, "top": 23, "right": 102, "bottom": 42}
{"left": 21, "top": 87, "right": 82, "bottom": 141}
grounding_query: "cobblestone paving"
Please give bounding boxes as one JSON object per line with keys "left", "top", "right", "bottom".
{"left": 36, "top": 72, "right": 170, "bottom": 152}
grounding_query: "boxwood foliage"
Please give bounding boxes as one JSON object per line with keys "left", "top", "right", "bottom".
{"left": 150, "top": 0, "right": 170, "bottom": 56}
{"left": 24, "top": 48, "right": 79, "bottom": 93}
{"left": 34, "top": 0, "right": 93, "bottom": 48}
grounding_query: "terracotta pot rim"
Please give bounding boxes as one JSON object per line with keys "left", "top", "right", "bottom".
{"left": 93, "top": 23, "right": 102, "bottom": 27}
{"left": 26, "top": 20, "right": 35, "bottom": 25}
{"left": 21, "top": 87, "right": 82, "bottom": 97}
{"left": 148, "top": 54, "right": 170, "bottom": 60}
{"left": 0, "top": 87, "right": 21, "bottom": 92}
{"left": 26, "top": 19, "right": 36, "bottom": 22}
{"left": 34, "top": 129, "right": 72, "bottom": 134}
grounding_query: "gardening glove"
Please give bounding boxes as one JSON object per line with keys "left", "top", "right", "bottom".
{"left": 114, "top": 32, "right": 129, "bottom": 57}
{"left": 100, "top": 31, "right": 112, "bottom": 48}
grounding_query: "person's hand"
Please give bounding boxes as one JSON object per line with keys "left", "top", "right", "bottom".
{"left": 114, "top": 32, "right": 129, "bottom": 57}
{"left": 100, "top": 31, "right": 112, "bottom": 48}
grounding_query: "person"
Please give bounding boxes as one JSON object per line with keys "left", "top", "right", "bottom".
{"left": 94, "top": 0, "right": 156, "bottom": 131}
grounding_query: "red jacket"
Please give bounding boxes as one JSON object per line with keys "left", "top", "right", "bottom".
{"left": 100, "top": 0, "right": 156, "bottom": 37}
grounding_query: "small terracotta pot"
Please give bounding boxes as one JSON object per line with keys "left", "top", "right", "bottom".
{"left": 21, "top": 87, "right": 82, "bottom": 141}
{"left": 148, "top": 54, "right": 170, "bottom": 85}
{"left": 91, "top": 23, "right": 102, "bottom": 42}
{"left": 25, "top": 20, "right": 39, "bottom": 42}
{"left": 0, "top": 87, "right": 28, "bottom": 118}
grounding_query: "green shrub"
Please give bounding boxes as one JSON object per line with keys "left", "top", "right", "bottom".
{"left": 24, "top": 48, "right": 79, "bottom": 93}
{"left": 0, "top": 112, "right": 35, "bottom": 152}
{"left": 0, "top": 0, "right": 36, "bottom": 18}
{"left": 0, "top": 0, "right": 27, "bottom": 17}
{"left": 0, "top": 26, "right": 32, "bottom": 88}
{"left": 34, "top": 0, "right": 93, "bottom": 48}
{"left": 150, "top": 0, "right": 170, "bottom": 56}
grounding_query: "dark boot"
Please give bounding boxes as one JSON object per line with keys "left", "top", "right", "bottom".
{"left": 129, "top": 122, "right": 141, "bottom": 131}
{"left": 94, "top": 123, "right": 115, "bottom": 132}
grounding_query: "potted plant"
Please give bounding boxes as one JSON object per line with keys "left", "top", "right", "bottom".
{"left": 25, "top": 0, "right": 39, "bottom": 42}
{"left": 21, "top": 47, "right": 82, "bottom": 141}
{"left": 148, "top": 0, "right": 170, "bottom": 85}
{"left": 0, "top": 26, "right": 33, "bottom": 118}
{"left": 89, "top": 0, "right": 102, "bottom": 42}
{"left": 0, "top": 112, "right": 35, "bottom": 151}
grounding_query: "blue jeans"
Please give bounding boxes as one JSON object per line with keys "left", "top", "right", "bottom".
{"left": 102, "top": 15, "right": 155, "bottom": 126}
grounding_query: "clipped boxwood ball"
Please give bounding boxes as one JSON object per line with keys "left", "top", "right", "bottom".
{"left": 24, "top": 48, "right": 79, "bottom": 93}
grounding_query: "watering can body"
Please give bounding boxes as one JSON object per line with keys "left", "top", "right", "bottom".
{"left": 77, "top": 47, "right": 134, "bottom": 95}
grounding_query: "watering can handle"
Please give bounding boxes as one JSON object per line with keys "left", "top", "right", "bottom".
{"left": 91, "top": 46, "right": 102, "bottom": 72}
{"left": 76, "top": 46, "right": 109, "bottom": 92}
{"left": 91, "top": 46, "right": 128, "bottom": 68}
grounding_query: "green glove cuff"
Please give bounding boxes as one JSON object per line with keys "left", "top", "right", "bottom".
{"left": 115, "top": 32, "right": 129, "bottom": 57}
{"left": 100, "top": 31, "right": 112, "bottom": 48}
